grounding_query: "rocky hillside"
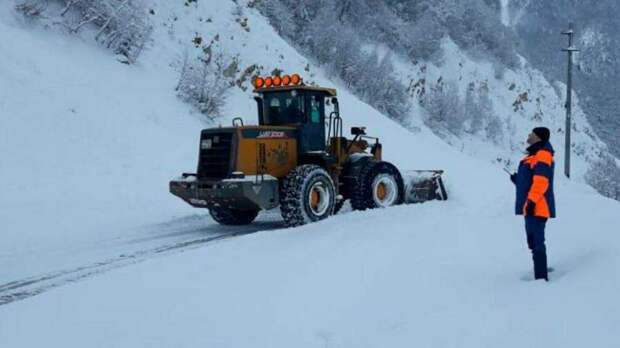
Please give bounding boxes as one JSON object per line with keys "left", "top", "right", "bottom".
{"left": 258, "top": 0, "right": 619, "bottom": 198}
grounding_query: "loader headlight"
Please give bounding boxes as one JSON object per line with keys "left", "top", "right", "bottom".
{"left": 201, "top": 139, "right": 213, "bottom": 149}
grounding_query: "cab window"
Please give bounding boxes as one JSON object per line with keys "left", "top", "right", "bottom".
{"left": 268, "top": 98, "right": 281, "bottom": 121}
{"left": 262, "top": 91, "right": 305, "bottom": 125}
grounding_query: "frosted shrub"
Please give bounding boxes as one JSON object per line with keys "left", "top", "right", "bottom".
{"left": 176, "top": 50, "right": 232, "bottom": 120}
{"left": 463, "top": 83, "right": 481, "bottom": 134}
{"left": 354, "top": 52, "right": 411, "bottom": 122}
{"left": 16, "top": 0, "right": 152, "bottom": 63}
{"left": 475, "top": 83, "right": 502, "bottom": 143}
{"left": 422, "top": 81, "right": 465, "bottom": 136}
{"left": 404, "top": 12, "right": 444, "bottom": 61}
{"left": 586, "top": 154, "right": 620, "bottom": 201}
{"left": 485, "top": 115, "right": 505, "bottom": 145}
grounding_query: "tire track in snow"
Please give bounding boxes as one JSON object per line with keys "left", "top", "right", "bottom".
{"left": 0, "top": 222, "right": 282, "bottom": 306}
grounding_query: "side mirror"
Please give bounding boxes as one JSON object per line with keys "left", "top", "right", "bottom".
{"left": 332, "top": 97, "right": 339, "bottom": 115}
{"left": 351, "top": 127, "right": 366, "bottom": 136}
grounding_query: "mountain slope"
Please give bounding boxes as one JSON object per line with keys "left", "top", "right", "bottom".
{"left": 510, "top": 0, "right": 620, "bottom": 159}
{"left": 258, "top": 0, "right": 618, "bottom": 199}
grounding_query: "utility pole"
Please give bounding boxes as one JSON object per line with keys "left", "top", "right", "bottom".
{"left": 562, "top": 23, "right": 579, "bottom": 178}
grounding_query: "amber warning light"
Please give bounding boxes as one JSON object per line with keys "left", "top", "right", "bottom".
{"left": 254, "top": 73, "right": 302, "bottom": 88}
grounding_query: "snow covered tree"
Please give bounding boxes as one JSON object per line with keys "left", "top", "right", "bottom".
{"left": 16, "top": 0, "right": 152, "bottom": 63}
{"left": 370, "top": 53, "right": 411, "bottom": 122}
{"left": 259, "top": 0, "right": 411, "bottom": 122}
{"left": 422, "top": 80, "right": 465, "bottom": 136}
{"left": 586, "top": 153, "right": 620, "bottom": 201}
{"left": 464, "top": 83, "right": 483, "bottom": 135}
{"left": 382, "top": 0, "right": 518, "bottom": 66}
{"left": 257, "top": 0, "right": 521, "bottom": 126}
{"left": 176, "top": 46, "right": 233, "bottom": 120}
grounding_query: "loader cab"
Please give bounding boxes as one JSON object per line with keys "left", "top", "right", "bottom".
{"left": 254, "top": 85, "right": 335, "bottom": 153}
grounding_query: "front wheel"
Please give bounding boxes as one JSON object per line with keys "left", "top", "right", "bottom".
{"left": 351, "top": 161, "right": 404, "bottom": 211}
{"left": 209, "top": 207, "right": 259, "bottom": 225}
{"left": 280, "top": 164, "right": 336, "bottom": 227}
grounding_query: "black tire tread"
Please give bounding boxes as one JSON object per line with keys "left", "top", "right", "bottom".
{"left": 280, "top": 164, "right": 335, "bottom": 227}
{"left": 350, "top": 161, "right": 378, "bottom": 211}
{"left": 209, "top": 207, "right": 259, "bottom": 225}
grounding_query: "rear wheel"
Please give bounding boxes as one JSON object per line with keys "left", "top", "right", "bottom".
{"left": 350, "top": 161, "right": 404, "bottom": 211}
{"left": 209, "top": 207, "right": 259, "bottom": 225}
{"left": 280, "top": 165, "right": 336, "bottom": 227}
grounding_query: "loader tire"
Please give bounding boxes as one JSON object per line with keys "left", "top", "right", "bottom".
{"left": 333, "top": 199, "right": 346, "bottom": 215}
{"left": 280, "top": 164, "right": 336, "bottom": 227}
{"left": 350, "top": 161, "right": 404, "bottom": 211}
{"left": 209, "top": 207, "right": 259, "bottom": 225}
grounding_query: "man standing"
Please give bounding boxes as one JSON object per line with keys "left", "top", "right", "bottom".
{"left": 511, "top": 127, "right": 556, "bottom": 281}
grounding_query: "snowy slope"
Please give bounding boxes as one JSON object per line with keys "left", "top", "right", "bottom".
{"left": 0, "top": 4, "right": 211, "bottom": 280}
{"left": 392, "top": 38, "right": 606, "bottom": 181}
{"left": 1, "top": 1, "right": 620, "bottom": 347}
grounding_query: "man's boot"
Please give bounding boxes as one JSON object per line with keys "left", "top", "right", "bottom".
{"left": 533, "top": 251, "right": 548, "bottom": 281}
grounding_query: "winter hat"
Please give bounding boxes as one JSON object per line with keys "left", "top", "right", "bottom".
{"left": 532, "top": 127, "right": 550, "bottom": 143}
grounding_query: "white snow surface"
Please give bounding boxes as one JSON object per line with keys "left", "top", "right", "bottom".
{"left": 500, "top": 0, "right": 511, "bottom": 26}
{"left": 0, "top": 3, "right": 206, "bottom": 280}
{"left": 1, "top": 1, "right": 620, "bottom": 347}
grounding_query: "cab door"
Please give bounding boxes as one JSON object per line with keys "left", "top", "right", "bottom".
{"left": 299, "top": 92, "right": 325, "bottom": 153}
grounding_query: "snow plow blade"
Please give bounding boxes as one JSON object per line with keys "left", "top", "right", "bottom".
{"left": 402, "top": 170, "right": 448, "bottom": 203}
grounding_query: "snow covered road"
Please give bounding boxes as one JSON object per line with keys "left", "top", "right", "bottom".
{"left": 1, "top": 212, "right": 284, "bottom": 306}
{"left": 2, "top": 188, "right": 620, "bottom": 348}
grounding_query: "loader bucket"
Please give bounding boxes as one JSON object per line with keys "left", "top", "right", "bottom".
{"left": 402, "top": 170, "right": 448, "bottom": 203}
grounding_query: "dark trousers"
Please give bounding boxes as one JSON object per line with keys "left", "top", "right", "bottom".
{"left": 524, "top": 216, "right": 548, "bottom": 280}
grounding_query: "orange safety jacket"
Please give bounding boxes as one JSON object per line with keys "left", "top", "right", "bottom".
{"left": 514, "top": 142, "right": 556, "bottom": 218}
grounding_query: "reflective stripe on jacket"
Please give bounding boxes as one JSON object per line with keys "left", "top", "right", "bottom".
{"left": 515, "top": 142, "right": 556, "bottom": 218}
